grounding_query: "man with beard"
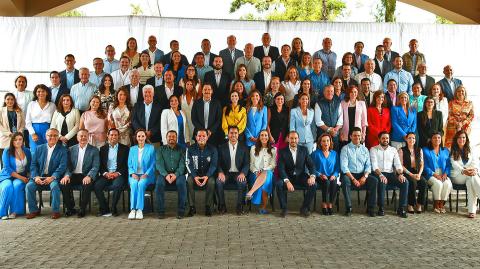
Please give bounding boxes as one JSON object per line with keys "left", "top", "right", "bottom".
{"left": 203, "top": 56, "right": 232, "bottom": 106}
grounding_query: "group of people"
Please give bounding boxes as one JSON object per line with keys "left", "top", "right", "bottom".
{"left": 0, "top": 33, "right": 477, "bottom": 221}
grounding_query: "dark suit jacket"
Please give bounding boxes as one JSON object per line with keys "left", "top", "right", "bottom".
{"left": 253, "top": 71, "right": 277, "bottom": 96}
{"left": 191, "top": 52, "right": 218, "bottom": 67}
{"left": 203, "top": 70, "right": 232, "bottom": 107}
{"left": 385, "top": 50, "right": 400, "bottom": 64}
{"left": 191, "top": 99, "right": 223, "bottom": 144}
{"left": 341, "top": 78, "right": 359, "bottom": 92}
{"left": 131, "top": 100, "right": 162, "bottom": 143}
{"left": 124, "top": 83, "right": 145, "bottom": 104}
{"left": 385, "top": 91, "right": 398, "bottom": 108}
{"left": 277, "top": 146, "right": 315, "bottom": 182}
{"left": 417, "top": 110, "right": 444, "bottom": 148}
{"left": 374, "top": 58, "right": 393, "bottom": 79}
{"left": 217, "top": 142, "right": 249, "bottom": 176}
{"left": 146, "top": 75, "right": 163, "bottom": 88}
{"left": 59, "top": 69, "right": 80, "bottom": 90}
{"left": 414, "top": 75, "right": 435, "bottom": 96}
{"left": 49, "top": 84, "right": 70, "bottom": 106}
{"left": 65, "top": 144, "right": 99, "bottom": 180}
{"left": 161, "top": 52, "right": 189, "bottom": 66}
{"left": 30, "top": 142, "right": 68, "bottom": 180}
{"left": 154, "top": 84, "right": 183, "bottom": 111}
{"left": 99, "top": 143, "right": 130, "bottom": 177}
{"left": 253, "top": 46, "right": 280, "bottom": 62}
{"left": 274, "top": 57, "right": 295, "bottom": 81}
{"left": 219, "top": 48, "right": 244, "bottom": 77}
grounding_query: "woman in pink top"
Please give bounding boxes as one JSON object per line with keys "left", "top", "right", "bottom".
{"left": 80, "top": 96, "right": 108, "bottom": 147}
{"left": 340, "top": 85, "right": 367, "bottom": 144}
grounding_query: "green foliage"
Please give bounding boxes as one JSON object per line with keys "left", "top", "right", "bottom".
{"left": 230, "top": 0, "right": 346, "bottom": 21}
{"left": 373, "top": 0, "right": 396, "bottom": 22}
{"left": 58, "top": 9, "right": 84, "bottom": 17}
{"left": 436, "top": 15, "right": 453, "bottom": 24}
{"left": 130, "top": 3, "right": 144, "bottom": 16}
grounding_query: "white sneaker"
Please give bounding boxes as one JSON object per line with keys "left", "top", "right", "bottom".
{"left": 135, "top": 210, "right": 143, "bottom": 220}
{"left": 1, "top": 216, "right": 7, "bottom": 220}
{"left": 8, "top": 213, "right": 16, "bottom": 219}
{"left": 102, "top": 213, "right": 112, "bottom": 217}
{"left": 128, "top": 210, "right": 136, "bottom": 219}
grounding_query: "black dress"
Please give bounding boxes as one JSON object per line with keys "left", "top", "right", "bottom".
{"left": 269, "top": 106, "right": 289, "bottom": 143}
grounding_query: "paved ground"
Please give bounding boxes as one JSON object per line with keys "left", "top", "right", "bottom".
{"left": 1, "top": 191, "right": 480, "bottom": 268}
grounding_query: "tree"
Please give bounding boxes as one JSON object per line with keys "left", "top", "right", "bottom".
{"left": 58, "top": 9, "right": 84, "bottom": 17}
{"left": 230, "top": 0, "right": 346, "bottom": 21}
{"left": 436, "top": 15, "right": 453, "bottom": 24}
{"left": 373, "top": 0, "right": 396, "bottom": 22}
{"left": 130, "top": 3, "right": 144, "bottom": 16}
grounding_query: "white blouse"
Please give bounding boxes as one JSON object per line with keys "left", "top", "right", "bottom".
{"left": 434, "top": 97, "right": 449, "bottom": 127}
{"left": 250, "top": 147, "right": 276, "bottom": 173}
{"left": 25, "top": 101, "right": 56, "bottom": 134}
{"left": 282, "top": 80, "right": 301, "bottom": 102}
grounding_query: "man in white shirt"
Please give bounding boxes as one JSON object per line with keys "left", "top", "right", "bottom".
{"left": 142, "top": 35, "right": 164, "bottom": 65}
{"left": 125, "top": 69, "right": 143, "bottom": 106}
{"left": 355, "top": 59, "right": 383, "bottom": 92}
{"left": 253, "top": 56, "right": 274, "bottom": 95}
{"left": 111, "top": 56, "right": 131, "bottom": 90}
{"left": 60, "top": 129, "right": 100, "bottom": 218}
{"left": 253, "top": 33, "right": 280, "bottom": 62}
{"left": 370, "top": 131, "right": 408, "bottom": 218}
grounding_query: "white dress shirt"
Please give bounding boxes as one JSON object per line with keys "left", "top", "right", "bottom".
{"left": 314, "top": 102, "right": 344, "bottom": 127}
{"left": 355, "top": 72, "right": 383, "bottom": 92}
{"left": 165, "top": 84, "right": 175, "bottom": 99}
{"left": 25, "top": 101, "right": 56, "bottom": 134}
{"left": 203, "top": 100, "right": 210, "bottom": 128}
{"left": 111, "top": 69, "right": 131, "bottom": 90}
{"left": 263, "top": 46, "right": 270, "bottom": 56}
{"left": 73, "top": 145, "right": 87, "bottom": 174}
{"left": 263, "top": 71, "right": 272, "bottom": 89}
{"left": 284, "top": 146, "right": 298, "bottom": 182}
{"left": 229, "top": 142, "right": 238, "bottom": 172}
{"left": 129, "top": 84, "right": 140, "bottom": 106}
{"left": 370, "top": 145, "right": 403, "bottom": 173}
{"left": 44, "top": 144, "right": 56, "bottom": 175}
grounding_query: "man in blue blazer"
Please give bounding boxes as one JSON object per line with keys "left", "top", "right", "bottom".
{"left": 59, "top": 54, "right": 80, "bottom": 90}
{"left": 276, "top": 131, "right": 317, "bottom": 217}
{"left": 142, "top": 35, "right": 164, "bottom": 65}
{"left": 60, "top": 129, "right": 100, "bottom": 218}
{"left": 218, "top": 35, "right": 244, "bottom": 77}
{"left": 437, "top": 65, "right": 462, "bottom": 101}
{"left": 26, "top": 128, "right": 68, "bottom": 219}
{"left": 49, "top": 71, "right": 70, "bottom": 106}
{"left": 216, "top": 126, "right": 250, "bottom": 215}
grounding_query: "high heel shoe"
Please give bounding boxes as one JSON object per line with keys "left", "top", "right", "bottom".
{"left": 321, "top": 208, "right": 328, "bottom": 215}
{"left": 327, "top": 208, "right": 334, "bottom": 216}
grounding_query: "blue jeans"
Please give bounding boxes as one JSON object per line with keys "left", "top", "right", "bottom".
{"left": 26, "top": 179, "right": 61, "bottom": 213}
{"left": 216, "top": 172, "right": 247, "bottom": 207}
{"left": 155, "top": 174, "right": 187, "bottom": 214}
{"left": 0, "top": 179, "right": 26, "bottom": 216}
{"left": 341, "top": 173, "right": 378, "bottom": 210}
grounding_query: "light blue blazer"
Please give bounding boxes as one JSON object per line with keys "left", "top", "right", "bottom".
{"left": 290, "top": 107, "right": 315, "bottom": 144}
{"left": 30, "top": 142, "right": 67, "bottom": 180}
{"left": 0, "top": 147, "right": 31, "bottom": 182}
{"left": 128, "top": 144, "right": 156, "bottom": 182}
{"left": 65, "top": 144, "right": 100, "bottom": 180}
{"left": 245, "top": 106, "right": 268, "bottom": 147}
{"left": 390, "top": 106, "right": 417, "bottom": 142}
{"left": 423, "top": 147, "right": 451, "bottom": 179}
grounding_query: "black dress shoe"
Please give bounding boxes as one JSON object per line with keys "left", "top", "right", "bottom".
{"left": 205, "top": 206, "right": 212, "bottom": 217}
{"left": 158, "top": 212, "right": 166, "bottom": 219}
{"left": 377, "top": 207, "right": 385, "bottom": 216}
{"left": 65, "top": 208, "right": 77, "bottom": 217}
{"left": 321, "top": 208, "right": 328, "bottom": 215}
{"left": 367, "top": 209, "right": 376, "bottom": 217}
{"left": 176, "top": 213, "right": 184, "bottom": 219}
{"left": 327, "top": 208, "right": 334, "bottom": 216}
{"left": 300, "top": 208, "right": 310, "bottom": 218}
{"left": 218, "top": 204, "right": 227, "bottom": 215}
{"left": 397, "top": 208, "right": 408, "bottom": 218}
{"left": 280, "top": 209, "right": 287, "bottom": 218}
{"left": 187, "top": 206, "right": 196, "bottom": 217}
{"left": 236, "top": 205, "right": 244, "bottom": 216}
{"left": 112, "top": 210, "right": 119, "bottom": 217}
{"left": 344, "top": 207, "right": 352, "bottom": 217}
{"left": 77, "top": 210, "right": 86, "bottom": 218}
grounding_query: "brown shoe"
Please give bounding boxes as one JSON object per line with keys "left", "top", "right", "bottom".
{"left": 26, "top": 211, "right": 40, "bottom": 219}
{"left": 51, "top": 212, "right": 61, "bottom": 219}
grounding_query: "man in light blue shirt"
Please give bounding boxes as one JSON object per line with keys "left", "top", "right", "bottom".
{"left": 313, "top": 38, "right": 336, "bottom": 79}
{"left": 307, "top": 58, "right": 330, "bottom": 98}
{"left": 70, "top": 68, "right": 97, "bottom": 112}
{"left": 89, "top": 58, "right": 106, "bottom": 87}
{"left": 383, "top": 56, "right": 413, "bottom": 95}
{"left": 103, "top": 45, "right": 120, "bottom": 74}
{"left": 194, "top": 52, "right": 213, "bottom": 83}
{"left": 340, "top": 127, "right": 378, "bottom": 217}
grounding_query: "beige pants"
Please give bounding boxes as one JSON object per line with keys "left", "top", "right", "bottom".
{"left": 428, "top": 177, "right": 452, "bottom": 201}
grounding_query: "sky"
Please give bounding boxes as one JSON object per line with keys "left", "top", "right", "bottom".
{"left": 76, "top": 0, "right": 438, "bottom": 23}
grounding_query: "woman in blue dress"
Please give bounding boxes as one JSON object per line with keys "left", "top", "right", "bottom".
{"left": 311, "top": 133, "right": 339, "bottom": 216}
{"left": 246, "top": 130, "right": 276, "bottom": 214}
{"left": 245, "top": 90, "right": 267, "bottom": 147}
{"left": 0, "top": 132, "right": 31, "bottom": 219}
{"left": 127, "top": 129, "right": 156, "bottom": 220}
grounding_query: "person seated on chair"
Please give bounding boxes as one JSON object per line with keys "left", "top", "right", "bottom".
{"left": 26, "top": 128, "right": 68, "bottom": 219}
{"left": 370, "top": 131, "right": 409, "bottom": 218}
{"left": 276, "top": 131, "right": 317, "bottom": 217}
{"left": 155, "top": 130, "right": 187, "bottom": 219}
{"left": 449, "top": 130, "right": 480, "bottom": 218}
{"left": 0, "top": 132, "right": 31, "bottom": 220}
{"left": 94, "top": 128, "right": 129, "bottom": 217}
{"left": 245, "top": 130, "right": 276, "bottom": 214}
{"left": 60, "top": 129, "right": 100, "bottom": 218}
{"left": 340, "top": 127, "right": 378, "bottom": 217}
{"left": 216, "top": 125, "right": 249, "bottom": 215}
{"left": 127, "top": 129, "right": 156, "bottom": 220}
{"left": 311, "top": 133, "right": 339, "bottom": 216}
{"left": 422, "top": 132, "right": 452, "bottom": 214}
{"left": 186, "top": 128, "right": 217, "bottom": 217}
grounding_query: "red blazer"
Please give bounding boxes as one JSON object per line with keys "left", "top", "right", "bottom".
{"left": 366, "top": 107, "right": 391, "bottom": 148}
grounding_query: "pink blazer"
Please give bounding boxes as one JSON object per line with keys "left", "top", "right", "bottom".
{"left": 340, "top": 100, "right": 368, "bottom": 141}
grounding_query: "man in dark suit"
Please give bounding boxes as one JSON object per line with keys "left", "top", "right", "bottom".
{"left": 203, "top": 56, "right": 232, "bottom": 107}
{"left": 352, "top": 41, "right": 369, "bottom": 73}
{"left": 59, "top": 54, "right": 80, "bottom": 90}
{"left": 26, "top": 128, "right": 68, "bottom": 219}
{"left": 161, "top": 40, "right": 189, "bottom": 66}
{"left": 273, "top": 44, "right": 295, "bottom": 81}
{"left": 131, "top": 85, "right": 162, "bottom": 144}
{"left": 437, "top": 65, "right": 462, "bottom": 101}
{"left": 94, "top": 128, "right": 129, "bottom": 217}
{"left": 218, "top": 35, "right": 244, "bottom": 77}
{"left": 124, "top": 69, "right": 145, "bottom": 106}
{"left": 216, "top": 126, "right": 249, "bottom": 215}
{"left": 49, "top": 71, "right": 69, "bottom": 106}
{"left": 146, "top": 61, "right": 164, "bottom": 87}
{"left": 154, "top": 70, "right": 183, "bottom": 111}
{"left": 414, "top": 63, "right": 435, "bottom": 96}
{"left": 385, "top": 79, "right": 398, "bottom": 108}
{"left": 340, "top": 65, "right": 359, "bottom": 92}
{"left": 253, "top": 56, "right": 276, "bottom": 96}
{"left": 60, "top": 129, "right": 99, "bottom": 218}
{"left": 383, "top": 37, "right": 400, "bottom": 64}
{"left": 373, "top": 45, "right": 393, "bottom": 79}
{"left": 276, "top": 131, "right": 317, "bottom": 217}
{"left": 191, "top": 39, "right": 217, "bottom": 67}
{"left": 254, "top": 33, "right": 280, "bottom": 61}
{"left": 191, "top": 83, "right": 223, "bottom": 145}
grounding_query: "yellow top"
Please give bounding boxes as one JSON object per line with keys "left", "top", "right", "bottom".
{"left": 222, "top": 105, "right": 247, "bottom": 136}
